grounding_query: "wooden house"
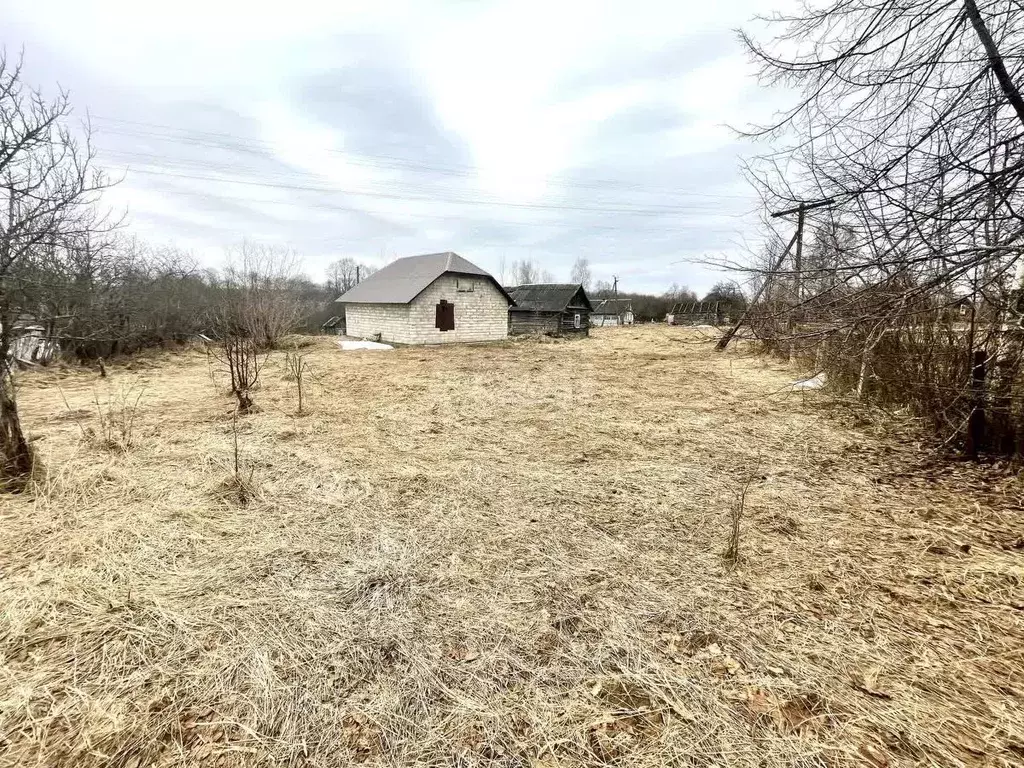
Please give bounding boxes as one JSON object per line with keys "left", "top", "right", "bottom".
{"left": 507, "top": 283, "right": 592, "bottom": 336}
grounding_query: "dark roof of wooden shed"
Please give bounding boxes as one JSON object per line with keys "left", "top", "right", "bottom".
{"left": 507, "top": 283, "right": 592, "bottom": 312}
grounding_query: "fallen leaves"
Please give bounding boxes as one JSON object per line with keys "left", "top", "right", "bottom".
{"left": 446, "top": 645, "right": 481, "bottom": 662}
{"left": 711, "top": 654, "right": 743, "bottom": 677}
{"left": 740, "top": 687, "right": 835, "bottom": 735}
{"left": 850, "top": 666, "right": 893, "bottom": 700}
{"left": 858, "top": 743, "right": 891, "bottom": 767}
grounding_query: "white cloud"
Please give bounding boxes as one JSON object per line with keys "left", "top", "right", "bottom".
{"left": 0, "top": 0, "right": 794, "bottom": 294}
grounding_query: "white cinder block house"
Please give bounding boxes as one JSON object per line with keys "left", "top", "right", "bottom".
{"left": 337, "top": 252, "right": 514, "bottom": 344}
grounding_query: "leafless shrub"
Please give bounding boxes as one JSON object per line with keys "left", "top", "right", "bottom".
{"left": 90, "top": 384, "right": 145, "bottom": 452}
{"left": 223, "top": 407, "right": 256, "bottom": 505}
{"left": 212, "top": 335, "right": 266, "bottom": 414}
{"left": 284, "top": 349, "right": 311, "bottom": 415}
{"left": 724, "top": 458, "right": 760, "bottom": 569}
{"left": 222, "top": 242, "right": 309, "bottom": 350}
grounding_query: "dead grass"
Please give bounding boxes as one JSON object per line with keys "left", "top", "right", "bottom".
{"left": 1, "top": 326, "right": 1022, "bottom": 767}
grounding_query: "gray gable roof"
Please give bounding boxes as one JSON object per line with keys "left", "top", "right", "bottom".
{"left": 507, "top": 283, "right": 592, "bottom": 312}
{"left": 336, "top": 252, "right": 512, "bottom": 305}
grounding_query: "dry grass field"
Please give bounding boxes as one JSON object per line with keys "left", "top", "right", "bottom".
{"left": 2, "top": 326, "right": 1022, "bottom": 767}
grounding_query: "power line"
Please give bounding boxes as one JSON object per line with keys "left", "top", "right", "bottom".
{"left": 113, "top": 166, "right": 754, "bottom": 218}
{"left": 88, "top": 114, "right": 756, "bottom": 201}
{"left": 95, "top": 146, "right": 752, "bottom": 214}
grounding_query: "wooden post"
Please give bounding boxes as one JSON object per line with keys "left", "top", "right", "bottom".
{"left": 965, "top": 349, "right": 988, "bottom": 458}
{"left": 788, "top": 204, "right": 806, "bottom": 362}
{"left": 794, "top": 204, "right": 805, "bottom": 303}
{"left": 718, "top": 198, "right": 831, "bottom": 352}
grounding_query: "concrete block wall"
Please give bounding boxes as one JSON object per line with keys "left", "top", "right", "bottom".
{"left": 345, "top": 303, "right": 411, "bottom": 342}
{"left": 407, "top": 275, "right": 508, "bottom": 344}
{"left": 343, "top": 274, "right": 509, "bottom": 344}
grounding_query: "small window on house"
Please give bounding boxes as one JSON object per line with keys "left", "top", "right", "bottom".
{"left": 435, "top": 299, "right": 455, "bottom": 331}
{"left": 456, "top": 278, "right": 475, "bottom": 292}
{"left": 573, "top": 313, "right": 581, "bottom": 329}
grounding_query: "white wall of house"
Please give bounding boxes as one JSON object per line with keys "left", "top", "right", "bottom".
{"left": 344, "top": 274, "right": 509, "bottom": 344}
{"left": 591, "top": 311, "right": 634, "bottom": 327}
{"left": 344, "top": 303, "right": 411, "bottom": 342}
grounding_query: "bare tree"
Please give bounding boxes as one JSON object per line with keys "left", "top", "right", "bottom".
{"left": 326, "top": 256, "right": 377, "bottom": 297}
{"left": 512, "top": 259, "right": 538, "bottom": 285}
{"left": 0, "top": 52, "right": 113, "bottom": 485}
{"left": 222, "top": 242, "right": 307, "bottom": 349}
{"left": 497, "top": 253, "right": 508, "bottom": 285}
{"left": 211, "top": 333, "right": 266, "bottom": 414}
{"left": 735, "top": 0, "right": 1024, "bottom": 453}
{"left": 326, "top": 257, "right": 356, "bottom": 295}
{"left": 663, "top": 283, "right": 698, "bottom": 305}
{"left": 570, "top": 256, "right": 592, "bottom": 289}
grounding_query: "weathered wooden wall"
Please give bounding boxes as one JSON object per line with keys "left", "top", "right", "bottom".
{"left": 509, "top": 309, "right": 589, "bottom": 336}
{"left": 558, "top": 309, "right": 589, "bottom": 335}
{"left": 509, "top": 310, "right": 560, "bottom": 336}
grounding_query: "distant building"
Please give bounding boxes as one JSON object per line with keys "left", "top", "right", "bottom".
{"left": 507, "top": 283, "right": 592, "bottom": 337}
{"left": 336, "top": 252, "right": 513, "bottom": 345}
{"left": 590, "top": 299, "right": 634, "bottom": 327}
{"left": 2, "top": 315, "right": 59, "bottom": 366}
{"left": 320, "top": 315, "right": 345, "bottom": 335}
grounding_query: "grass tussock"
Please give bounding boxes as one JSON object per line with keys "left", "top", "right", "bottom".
{"left": 1, "top": 326, "right": 1022, "bottom": 767}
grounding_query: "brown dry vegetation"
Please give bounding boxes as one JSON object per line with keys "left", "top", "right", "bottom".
{"left": 1, "top": 326, "right": 1022, "bottom": 767}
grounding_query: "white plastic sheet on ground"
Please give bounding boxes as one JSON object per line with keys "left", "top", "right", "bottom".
{"left": 792, "top": 373, "right": 826, "bottom": 389}
{"left": 338, "top": 340, "right": 394, "bottom": 351}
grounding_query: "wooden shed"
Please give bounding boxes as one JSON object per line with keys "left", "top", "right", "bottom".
{"left": 507, "top": 283, "right": 593, "bottom": 336}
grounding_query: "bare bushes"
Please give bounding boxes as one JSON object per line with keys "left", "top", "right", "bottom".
{"left": 221, "top": 242, "right": 309, "bottom": 350}
{"left": 212, "top": 335, "right": 266, "bottom": 414}
{"left": 91, "top": 384, "right": 145, "bottom": 451}
{"left": 221, "top": 408, "right": 256, "bottom": 505}
{"left": 284, "top": 348, "right": 315, "bottom": 415}
{"left": 723, "top": 457, "right": 759, "bottom": 570}
{"left": 745, "top": 285, "right": 1024, "bottom": 454}
{"left": 58, "top": 382, "right": 146, "bottom": 452}
{"left": 735, "top": 1, "right": 1024, "bottom": 457}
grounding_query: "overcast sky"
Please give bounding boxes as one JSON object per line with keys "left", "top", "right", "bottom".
{"left": 1, "top": 0, "right": 786, "bottom": 294}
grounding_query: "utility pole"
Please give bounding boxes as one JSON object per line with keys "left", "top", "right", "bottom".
{"left": 716, "top": 231, "right": 798, "bottom": 350}
{"left": 771, "top": 201, "right": 817, "bottom": 360}
{"left": 770, "top": 200, "right": 827, "bottom": 302}
{"left": 612, "top": 275, "right": 620, "bottom": 324}
{"left": 716, "top": 198, "right": 831, "bottom": 351}
{"left": 793, "top": 206, "right": 805, "bottom": 303}
{"left": 356, "top": 265, "right": 361, "bottom": 285}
